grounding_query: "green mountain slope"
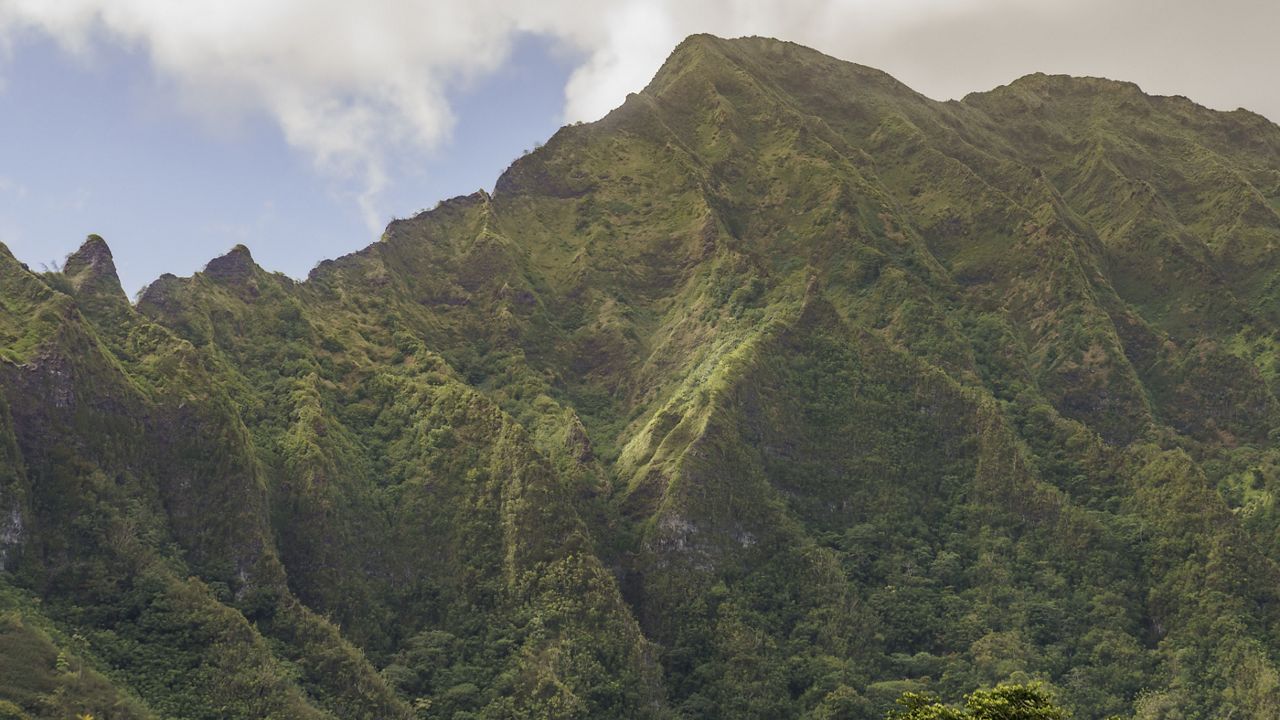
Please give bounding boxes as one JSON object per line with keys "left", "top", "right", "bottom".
{"left": 1, "top": 34, "right": 1278, "bottom": 719}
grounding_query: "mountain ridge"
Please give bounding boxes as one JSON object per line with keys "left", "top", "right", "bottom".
{"left": 2, "top": 33, "right": 1279, "bottom": 719}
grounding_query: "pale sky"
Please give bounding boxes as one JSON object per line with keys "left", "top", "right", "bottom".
{"left": 1, "top": 0, "right": 1276, "bottom": 295}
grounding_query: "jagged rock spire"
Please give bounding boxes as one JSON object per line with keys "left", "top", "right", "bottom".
{"left": 63, "top": 234, "right": 128, "bottom": 305}
{"left": 203, "top": 244, "right": 256, "bottom": 284}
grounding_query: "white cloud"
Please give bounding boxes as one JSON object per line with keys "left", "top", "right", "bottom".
{"left": 0, "top": 0, "right": 533, "bottom": 230}
{"left": 0, "top": 0, "right": 1000, "bottom": 231}
{"left": 0, "top": 0, "right": 1274, "bottom": 231}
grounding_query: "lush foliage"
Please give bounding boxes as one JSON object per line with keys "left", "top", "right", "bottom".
{"left": 1, "top": 34, "right": 1279, "bottom": 719}
{"left": 888, "top": 682, "right": 1067, "bottom": 720}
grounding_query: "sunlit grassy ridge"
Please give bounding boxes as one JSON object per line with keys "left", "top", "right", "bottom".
{"left": 1, "top": 34, "right": 1278, "bottom": 719}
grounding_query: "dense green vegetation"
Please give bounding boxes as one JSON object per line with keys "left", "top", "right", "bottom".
{"left": 2, "top": 34, "right": 1279, "bottom": 719}
{"left": 887, "top": 683, "right": 1068, "bottom": 720}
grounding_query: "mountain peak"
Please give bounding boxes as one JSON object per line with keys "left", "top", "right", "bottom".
{"left": 1004, "top": 71, "right": 1145, "bottom": 98}
{"left": 202, "top": 244, "right": 257, "bottom": 285}
{"left": 63, "top": 234, "right": 127, "bottom": 304}
{"left": 643, "top": 33, "right": 768, "bottom": 91}
{"left": 638, "top": 31, "right": 921, "bottom": 126}
{"left": 64, "top": 234, "right": 117, "bottom": 279}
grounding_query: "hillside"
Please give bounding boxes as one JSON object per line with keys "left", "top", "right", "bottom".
{"left": 1, "top": 34, "right": 1279, "bottom": 719}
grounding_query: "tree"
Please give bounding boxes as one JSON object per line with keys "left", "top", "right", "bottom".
{"left": 887, "top": 683, "right": 1067, "bottom": 720}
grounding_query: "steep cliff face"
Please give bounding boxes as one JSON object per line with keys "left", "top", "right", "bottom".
{"left": 0, "top": 393, "right": 28, "bottom": 575}
{"left": 1, "top": 34, "right": 1279, "bottom": 719}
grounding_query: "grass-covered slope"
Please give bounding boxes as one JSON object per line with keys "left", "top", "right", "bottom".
{"left": 2, "top": 34, "right": 1279, "bottom": 719}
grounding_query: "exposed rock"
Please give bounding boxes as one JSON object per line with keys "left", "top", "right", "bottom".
{"left": 564, "top": 413, "right": 595, "bottom": 462}
{"left": 63, "top": 234, "right": 128, "bottom": 304}
{"left": 64, "top": 234, "right": 117, "bottom": 279}
{"left": 203, "top": 244, "right": 257, "bottom": 285}
{"left": 0, "top": 504, "right": 22, "bottom": 571}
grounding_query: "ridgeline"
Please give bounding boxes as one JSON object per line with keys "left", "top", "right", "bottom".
{"left": 2, "top": 35, "right": 1279, "bottom": 719}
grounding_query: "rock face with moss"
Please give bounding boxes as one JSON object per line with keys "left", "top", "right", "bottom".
{"left": 2, "top": 34, "right": 1279, "bottom": 719}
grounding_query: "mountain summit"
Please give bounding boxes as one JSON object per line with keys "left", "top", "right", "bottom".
{"left": 2, "top": 35, "right": 1279, "bottom": 719}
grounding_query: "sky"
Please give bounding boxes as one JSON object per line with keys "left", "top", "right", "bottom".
{"left": 0, "top": 0, "right": 1276, "bottom": 296}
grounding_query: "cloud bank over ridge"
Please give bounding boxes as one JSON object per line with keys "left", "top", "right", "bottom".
{"left": 1, "top": 0, "right": 1274, "bottom": 230}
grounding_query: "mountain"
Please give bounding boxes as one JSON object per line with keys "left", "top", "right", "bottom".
{"left": 2, "top": 34, "right": 1279, "bottom": 719}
